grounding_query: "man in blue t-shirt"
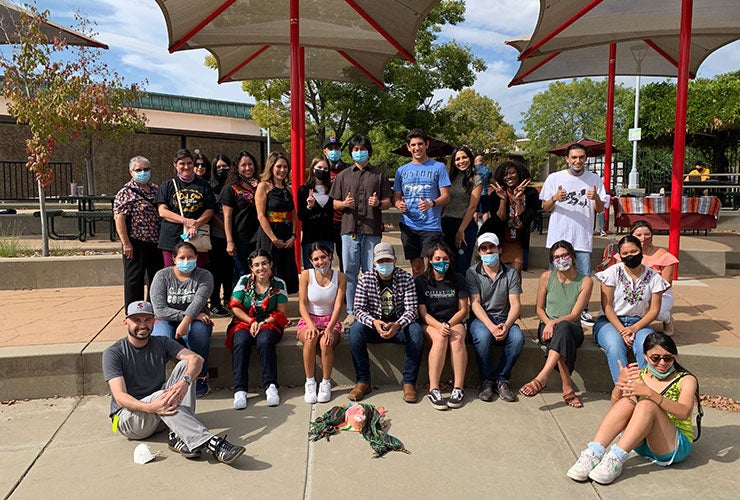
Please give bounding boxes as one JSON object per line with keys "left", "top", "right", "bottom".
{"left": 474, "top": 155, "right": 492, "bottom": 224}
{"left": 392, "top": 129, "right": 451, "bottom": 276}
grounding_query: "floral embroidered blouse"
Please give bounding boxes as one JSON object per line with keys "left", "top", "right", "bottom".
{"left": 113, "top": 180, "right": 161, "bottom": 244}
{"left": 595, "top": 263, "right": 670, "bottom": 317}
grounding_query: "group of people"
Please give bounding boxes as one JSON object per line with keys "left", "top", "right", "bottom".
{"left": 105, "top": 136, "right": 698, "bottom": 481}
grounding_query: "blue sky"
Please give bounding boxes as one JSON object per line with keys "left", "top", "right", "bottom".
{"left": 9, "top": 0, "right": 740, "bottom": 132}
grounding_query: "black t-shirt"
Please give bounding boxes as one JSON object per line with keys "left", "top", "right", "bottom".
{"left": 379, "top": 276, "right": 399, "bottom": 322}
{"left": 155, "top": 177, "right": 217, "bottom": 250}
{"left": 297, "top": 184, "right": 334, "bottom": 242}
{"left": 220, "top": 182, "right": 258, "bottom": 244}
{"left": 414, "top": 272, "right": 468, "bottom": 322}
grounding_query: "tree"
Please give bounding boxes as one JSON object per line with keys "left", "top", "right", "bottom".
{"left": 0, "top": 6, "right": 147, "bottom": 255}
{"left": 640, "top": 71, "right": 740, "bottom": 172}
{"left": 205, "top": 0, "right": 486, "bottom": 174}
{"left": 437, "top": 88, "right": 517, "bottom": 155}
{"left": 521, "top": 78, "right": 633, "bottom": 178}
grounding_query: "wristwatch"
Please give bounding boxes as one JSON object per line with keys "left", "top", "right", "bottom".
{"left": 182, "top": 376, "right": 192, "bottom": 385}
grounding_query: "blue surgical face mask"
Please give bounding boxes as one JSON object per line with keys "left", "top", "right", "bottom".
{"left": 431, "top": 261, "right": 449, "bottom": 274}
{"left": 567, "top": 165, "right": 583, "bottom": 176}
{"left": 352, "top": 150, "right": 369, "bottom": 164}
{"left": 327, "top": 150, "right": 341, "bottom": 162}
{"left": 315, "top": 262, "right": 331, "bottom": 274}
{"left": 480, "top": 253, "right": 499, "bottom": 267}
{"left": 176, "top": 259, "right": 197, "bottom": 274}
{"left": 133, "top": 170, "right": 151, "bottom": 183}
{"left": 375, "top": 262, "right": 394, "bottom": 277}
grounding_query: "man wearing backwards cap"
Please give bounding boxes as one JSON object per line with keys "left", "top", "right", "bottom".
{"left": 102, "top": 301, "right": 245, "bottom": 464}
{"left": 347, "top": 242, "right": 423, "bottom": 403}
{"left": 466, "top": 233, "right": 525, "bottom": 403}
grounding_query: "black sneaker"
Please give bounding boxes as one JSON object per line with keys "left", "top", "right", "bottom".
{"left": 210, "top": 304, "right": 230, "bottom": 317}
{"left": 196, "top": 378, "right": 210, "bottom": 397}
{"left": 495, "top": 380, "right": 517, "bottom": 402}
{"left": 208, "top": 435, "right": 246, "bottom": 464}
{"left": 479, "top": 380, "right": 495, "bottom": 402}
{"left": 168, "top": 432, "right": 202, "bottom": 459}
{"left": 448, "top": 387, "right": 464, "bottom": 408}
{"left": 580, "top": 311, "right": 595, "bottom": 326}
{"left": 427, "top": 389, "right": 448, "bottom": 411}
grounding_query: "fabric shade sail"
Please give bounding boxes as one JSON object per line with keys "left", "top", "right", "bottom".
{"left": 0, "top": 0, "right": 108, "bottom": 48}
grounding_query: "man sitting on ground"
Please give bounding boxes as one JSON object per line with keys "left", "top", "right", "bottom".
{"left": 102, "top": 301, "right": 245, "bottom": 464}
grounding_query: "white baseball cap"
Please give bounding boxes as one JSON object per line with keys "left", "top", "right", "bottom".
{"left": 133, "top": 443, "right": 157, "bottom": 464}
{"left": 476, "top": 232, "right": 500, "bottom": 248}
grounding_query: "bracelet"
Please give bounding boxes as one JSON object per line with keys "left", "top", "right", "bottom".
{"left": 431, "top": 199, "right": 437, "bottom": 207}
{"left": 656, "top": 395, "right": 664, "bottom": 407}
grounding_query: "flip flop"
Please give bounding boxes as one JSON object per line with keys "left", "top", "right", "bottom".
{"left": 563, "top": 391, "right": 583, "bottom": 408}
{"left": 519, "top": 379, "right": 545, "bottom": 397}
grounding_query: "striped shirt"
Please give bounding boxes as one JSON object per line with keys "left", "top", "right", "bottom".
{"left": 354, "top": 268, "right": 418, "bottom": 328}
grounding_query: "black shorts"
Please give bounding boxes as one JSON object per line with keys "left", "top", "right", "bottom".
{"left": 399, "top": 222, "right": 442, "bottom": 260}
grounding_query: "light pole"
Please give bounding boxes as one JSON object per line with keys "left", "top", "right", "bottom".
{"left": 628, "top": 45, "right": 648, "bottom": 189}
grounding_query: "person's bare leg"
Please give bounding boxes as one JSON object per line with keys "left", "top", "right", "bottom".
{"left": 592, "top": 398, "right": 637, "bottom": 446}
{"left": 298, "top": 330, "right": 318, "bottom": 378}
{"left": 558, "top": 358, "right": 575, "bottom": 395}
{"left": 426, "top": 326, "right": 448, "bottom": 390}
{"left": 617, "top": 400, "right": 677, "bottom": 454}
{"left": 449, "top": 325, "right": 468, "bottom": 388}
{"left": 532, "top": 349, "right": 561, "bottom": 388}
{"left": 319, "top": 335, "right": 335, "bottom": 380}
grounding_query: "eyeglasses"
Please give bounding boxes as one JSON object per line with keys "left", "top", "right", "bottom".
{"left": 132, "top": 168, "right": 150, "bottom": 172}
{"left": 648, "top": 354, "right": 675, "bottom": 363}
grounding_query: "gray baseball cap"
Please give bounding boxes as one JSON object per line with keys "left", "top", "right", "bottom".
{"left": 126, "top": 301, "right": 154, "bottom": 317}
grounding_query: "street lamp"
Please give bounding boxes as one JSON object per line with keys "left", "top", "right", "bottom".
{"left": 628, "top": 45, "right": 648, "bottom": 189}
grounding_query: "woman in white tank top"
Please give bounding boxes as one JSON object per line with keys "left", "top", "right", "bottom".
{"left": 297, "top": 242, "right": 347, "bottom": 404}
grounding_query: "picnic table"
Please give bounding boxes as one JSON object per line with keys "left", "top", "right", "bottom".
{"left": 37, "top": 195, "right": 117, "bottom": 241}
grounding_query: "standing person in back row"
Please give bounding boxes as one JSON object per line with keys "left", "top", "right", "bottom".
{"left": 393, "top": 129, "right": 451, "bottom": 277}
{"left": 323, "top": 136, "right": 348, "bottom": 267}
{"left": 540, "top": 143, "right": 605, "bottom": 325}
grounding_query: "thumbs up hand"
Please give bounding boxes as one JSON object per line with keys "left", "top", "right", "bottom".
{"left": 587, "top": 184, "right": 601, "bottom": 201}
{"left": 368, "top": 191, "right": 379, "bottom": 207}
{"left": 344, "top": 191, "right": 356, "bottom": 209}
{"left": 553, "top": 185, "right": 566, "bottom": 202}
{"left": 418, "top": 196, "right": 433, "bottom": 212}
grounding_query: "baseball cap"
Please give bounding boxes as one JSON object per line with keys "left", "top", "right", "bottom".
{"left": 373, "top": 242, "right": 395, "bottom": 261}
{"left": 323, "top": 136, "right": 341, "bottom": 148}
{"left": 476, "top": 232, "right": 500, "bottom": 248}
{"left": 126, "top": 301, "right": 154, "bottom": 317}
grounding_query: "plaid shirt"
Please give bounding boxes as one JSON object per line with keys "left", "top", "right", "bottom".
{"left": 354, "top": 268, "right": 418, "bottom": 328}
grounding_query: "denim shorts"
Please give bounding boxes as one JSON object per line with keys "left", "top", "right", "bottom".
{"left": 633, "top": 429, "right": 692, "bottom": 466}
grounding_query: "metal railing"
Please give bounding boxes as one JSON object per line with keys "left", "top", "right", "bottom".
{"left": 0, "top": 162, "right": 74, "bottom": 200}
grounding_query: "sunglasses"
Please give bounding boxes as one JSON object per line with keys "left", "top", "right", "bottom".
{"left": 194, "top": 163, "right": 206, "bottom": 168}
{"left": 648, "top": 354, "right": 675, "bottom": 363}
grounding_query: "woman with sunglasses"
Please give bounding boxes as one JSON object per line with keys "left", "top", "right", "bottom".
{"left": 628, "top": 220, "right": 679, "bottom": 335}
{"left": 568, "top": 332, "right": 701, "bottom": 485}
{"left": 592, "top": 235, "right": 670, "bottom": 384}
{"left": 519, "top": 240, "right": 593, "bottom": 408}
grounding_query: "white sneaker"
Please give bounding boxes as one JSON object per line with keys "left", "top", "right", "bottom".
{"left": 317, "top": 380, "right": 332, "bottom": 403}
{"left": 233, "top": 390, "right": 247, "bottom": 410}
{"left": 304, "top": 379, "right": 317, "bottom": 404}
{"left": 266, "top": 384, "right": 280, "bottom": 406}
{"left": 588, "top": 450, "right": 624, "bottom": 484}
{"left": 567, "top": 448, "right": 601, "bottom": 481}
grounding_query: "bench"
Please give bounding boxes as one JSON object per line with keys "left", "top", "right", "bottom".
{"left": 62, "top": 210, "right": 117, "bottom": 241}
{"left": 32, "top": 210, "right": 78, "bottom": 240}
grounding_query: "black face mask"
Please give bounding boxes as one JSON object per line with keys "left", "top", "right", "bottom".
{"left": 314, "top": 169, "right": 329, "bottom": 182}
{"left": 622, "top": 253, "right": 643, "bottom": 269}
{"left": 216, "top": 169, "right": 229, "bottom": 181}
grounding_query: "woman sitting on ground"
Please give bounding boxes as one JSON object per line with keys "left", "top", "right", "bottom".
{"left": 593, "top": 235, "right": 670, "bottom": 384}
{"left": 628, "top": 220, "right": 678, "bottom": 335}
{"left": 297, "top": 242, "right": 347, "bottom": 404}
{"left": 520, "top": 240, "right": 593, "bottom": 408}
{"left": 567, "top": 332, "right": 701, "bottom": 485}
{"left": 227, "top": 249, "right": 289, "bottom": 409}
{"left": 414, "top": 243, "right": 469, "bottom": 410}
{"left": 150, "top": 240, "right": 214, "bottom": 398}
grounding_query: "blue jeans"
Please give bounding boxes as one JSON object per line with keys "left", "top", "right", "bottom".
{"left": 348, "top": 321, "right": 424, "bottom": 384}
{"left": 441, "top": 217, "right": 477, "bottom": 274}
{"left": 231, "top": 327, "right": 283, "bottom": 392}
{"left": 341, "top": 233, "right": 381, "bottom": 314}
{"left": 593, "top": 315, "right": 653, "bottom": 383}
{"left": 575, "top": 251, "right": 592, "bottom": 276}
{"left": 468, "top": 315, "right": 525, "bottom": 382}
{"left": 151, "top": 320, "right": 213, "bottom": 378}
{"left": 302, "top": 240, "right": 334, "bottom": 269}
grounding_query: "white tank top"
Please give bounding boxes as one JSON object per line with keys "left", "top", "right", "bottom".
{"left": 308, "top": 269, "right": 339, "bottom": 316}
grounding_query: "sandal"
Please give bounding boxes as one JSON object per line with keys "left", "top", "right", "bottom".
{"left": 519, "top": 379, "right": 545, "bottom": 397}
{"left": 563, "top": 391, "right": 583, "bottom": 408}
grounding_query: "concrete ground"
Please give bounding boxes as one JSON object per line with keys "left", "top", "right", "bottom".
{"left": 1, "top": 389, "right": 738, "bottom": 499}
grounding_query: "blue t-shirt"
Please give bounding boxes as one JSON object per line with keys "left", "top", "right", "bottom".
{"left": 476, "top": 164, "right": 492, "bottom": 196}
{"left": 393, "top": 159, "right": 451, "bottom": 231}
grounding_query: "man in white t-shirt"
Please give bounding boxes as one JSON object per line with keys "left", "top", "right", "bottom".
{"left": 540, "top": 143, "right": 606, "bottom": 323}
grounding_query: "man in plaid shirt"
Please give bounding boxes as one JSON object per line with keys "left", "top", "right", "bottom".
{"left": 348, "top": 242, "right": 423, "bottom": 403}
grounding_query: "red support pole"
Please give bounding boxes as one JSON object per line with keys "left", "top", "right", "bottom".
{"left": 290, "top": 0, "right": 302, "bottom": 271}
{"left": 668, "top": 0, "right": 694, "bottom": 279}
{"left": 603, "top": 43, "right": 616, "bottom": 232}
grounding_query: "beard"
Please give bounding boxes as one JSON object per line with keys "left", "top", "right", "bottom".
{"left": 128, "top": 326, "right": 152, "bottom": 341}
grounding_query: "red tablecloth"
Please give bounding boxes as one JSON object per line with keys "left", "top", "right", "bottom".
{"left": 613, "top": 196, "right": 720, "bottom": 231}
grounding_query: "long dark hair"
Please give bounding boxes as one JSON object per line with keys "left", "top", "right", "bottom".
{"left": 493, "top": 160, "right": 532, "bottom": 190}
{"left": 303, "top": 157, "right": 331, "bottom": 190}
{"left": 618, "top": 234, "right": 642, "bottom": 253}
{"left": 448, "top": 146, "right": 477, "bottom": 193}
{"left": 193, "top": 150, "right": 211, "bottom": 180}
{"left": 211, "top": 154, "right": 231, "bottom": 191}
{"left": 248, "top": 248, "right": 273, "bottom": 267}
{"left": 423, "top": 242, "right": 457, "bottom": 288}
{"left": 642, "top": 332, "right": 703, "bottom": 441}
{"left": 227, "top": 151, "right": 259, "bottom": 187}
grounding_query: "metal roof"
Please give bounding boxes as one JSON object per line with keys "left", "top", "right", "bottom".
{"left": 134, "top": 92, "right": 253, "bottom": 119}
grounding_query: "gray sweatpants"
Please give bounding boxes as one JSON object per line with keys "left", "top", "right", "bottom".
{"left": 116, "top": 360, "right": 213, "bottom": 450}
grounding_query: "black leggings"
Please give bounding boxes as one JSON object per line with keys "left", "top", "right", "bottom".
{"left": 537, "top": 320, "right": 584, "bottom": 374}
